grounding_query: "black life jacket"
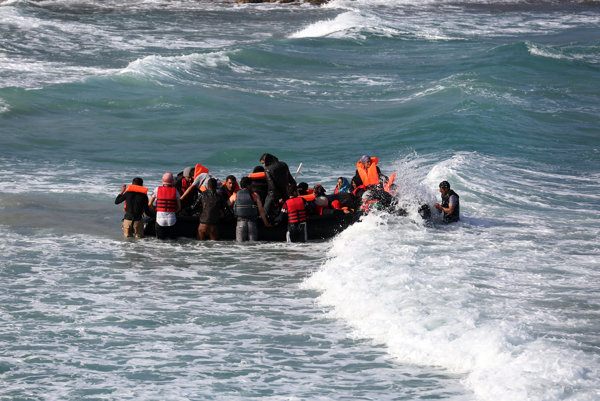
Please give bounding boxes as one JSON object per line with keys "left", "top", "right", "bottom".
{"left": 234, "top": 189, "right": 258, "bottom": 219}
{"left": 441, "top": 189, "right": 460, "bottom": 223}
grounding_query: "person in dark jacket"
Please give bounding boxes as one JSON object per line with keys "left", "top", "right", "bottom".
{"left": 234, "top": 176, "right": 271, "bottom": 242}
{"left": 250, "top": 165, "right": 269, "bottom": 205}
{"left": 259, "top": 153, "right": 296, "bottom": 217}
{"left": 434, "top": 180, "right": 460, "bottom": 223}
{"left": 114, "top": 177, "right": 152, "bottom": 238}
{"left": 197, "top": 178, "right": 225, "bottom": 240}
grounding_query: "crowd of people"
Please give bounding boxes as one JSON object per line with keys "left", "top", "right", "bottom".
{"left": 115, "top": 153, "right": 459, "bottom": 242}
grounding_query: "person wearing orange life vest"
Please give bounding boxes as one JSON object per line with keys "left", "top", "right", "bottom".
{"left": 149, "top": 172, "right": 181, "bottom": 239}
{"left": 114, "top": 177, "right": 152, "bottom": 239}
{"left": 275, "top": 188, "right": 308, "bottom": 243}
{"left": 353, "top": 155, "right": 388, "bottom": 189}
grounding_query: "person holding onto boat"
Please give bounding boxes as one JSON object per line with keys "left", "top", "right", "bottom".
{"left": 275, "top": 188, "right": 308, "bottom": 243}
{"left": 148, "top": 172, "right": 181, "bottom": 240}
{"left": 260, "top": 153, "right": 297, "bottom": 218}
{"left": 234, "top": 176, "right": 271, "bottom": 242}
{"left": 197, "top": 178, "right": 225, "bottom": 240}
{"left": 434, "top": 180, "right": 460, "bottom": 223}
{"left": 115, "top": 177, "right": 152, "bottom": 239}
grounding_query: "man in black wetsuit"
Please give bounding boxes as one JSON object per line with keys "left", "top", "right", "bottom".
{"left": 114, "top": 177, "right": 153, "bottom": 238}
{"left": 434, "top": 180, "right": 460, "bottom": 223}
{"left": 259, "top": 153, "right": 296, "bottom": 218}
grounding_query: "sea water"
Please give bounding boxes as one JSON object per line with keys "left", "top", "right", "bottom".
{"left": 0, "top": 0, "right": 599, "bottom": 400}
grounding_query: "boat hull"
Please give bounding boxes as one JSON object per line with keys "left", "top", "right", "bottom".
{"left": 144, "top": 210, "right": 363, "bottom": 241}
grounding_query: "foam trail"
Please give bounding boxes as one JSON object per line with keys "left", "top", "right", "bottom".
{"left": 304, "top": 152, "right": 600, "bottom": 401}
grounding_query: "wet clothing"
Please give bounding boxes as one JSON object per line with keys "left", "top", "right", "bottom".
{"left": 352, "top": 166, "right": 386, "bottom": 188}
{"left": 441, "top": 190, "right": 460, "bottom": 223}
{"left": 236, "top": 219, "right": 258, "bottom": 242}
{"left": 152, "top": 185, "right": 179, "bottom": 239}
{"left": 251, "top": 177, "right": 268, "bottom": 205}
{"left": 115, "top": 187, "right": 152, "bottom": 222}
{"left": 122, "top": 219, "right": 144, "bottom": 239}
{"left": 234, "top": 189, "right": 258, "bottom": 219}
{"left": 198, "top": 190, "right": 224, "bottom": 225}
{"left": 262, "top": 153, "right": 296, "bottom": 215}
{"left": 276, "top": 196, "right": 308, "bottom": 243}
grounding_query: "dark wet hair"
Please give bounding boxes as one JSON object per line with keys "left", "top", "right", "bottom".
{"left": 252, "top": 165, "right": 264, "bottom": 173}
{"left": 240, "top": 176, "right": 251, "bottom": 189}
{"left": 132, "top": 177, "right": 143, "bottom": 186}
{"left": 226, "top": 175, "right": 236, "bottom": 182}
{"left": 439, "top": 181, "right": 450, "bottom": 189}
{"left": 206, "top": 178, "right": 218, "bottom": 191}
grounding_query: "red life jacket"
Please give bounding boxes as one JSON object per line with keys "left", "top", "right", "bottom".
{"left": 285, "top": 197, "right": 307, "bottom": 224}
{"left": 356, "top": 157, "right": 380, "bottom": 187}
{"left": 156, "top": 186, "right": 177, "bottom": 213}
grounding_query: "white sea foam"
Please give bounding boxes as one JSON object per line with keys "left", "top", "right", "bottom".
{"left": 304, "top": 152, "right": 600, "bottom": 401}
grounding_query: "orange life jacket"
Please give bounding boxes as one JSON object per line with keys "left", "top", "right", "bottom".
{"left": 356, "top": 157, "right": 380, "bottom": 187}
{"left": 193, "top": 164, "right": 209, "bottom": 180}
{"left": 221, "top": 180, "right": 240, "bottom": 196}
{"left": 248, "top": 171, "right": 266, "bottom": 180}
{"left": 156, "top": 186, "right": 177, "bottom": 213}
{"left": 122, "top": 184, "right": 148, "bottom": 212}
{"left": 384, "top": 173, "right": 395, "bottom": 193}
{"left": 299, "top": 193, "right": 316, "bottom": 202}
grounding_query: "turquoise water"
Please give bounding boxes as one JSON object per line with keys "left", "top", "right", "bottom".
{"left": 1, "top": 0, "right": 599, "bottom": 400}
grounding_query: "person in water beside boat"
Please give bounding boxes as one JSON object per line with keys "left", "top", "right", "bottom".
{"left": 275, "top": 188, "right": 308, "bottom": 243}
{"left": 434, "top": 180, "right": 460, "bottom": 223}
{"left": 234, "top": 176, "right": 271, "bottom": 242}
{"left": 148, "top": 172, "right": 181, "bottom": 240}
{"left": 196, "top": 178, "right": 225, "bottom": 241}
{"left": 115, "top": 177, "right": 153, "bottom": 239}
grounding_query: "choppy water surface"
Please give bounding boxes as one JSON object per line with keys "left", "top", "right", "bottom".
{"left": 1, "top": 0, "right": 599, "bottom": 399}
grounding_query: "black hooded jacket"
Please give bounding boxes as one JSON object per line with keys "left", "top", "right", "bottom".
{"left": 262, "top": 153, "right": 296, "bottom": 200}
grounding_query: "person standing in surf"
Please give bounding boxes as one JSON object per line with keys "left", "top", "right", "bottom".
{"left": 434, "top": 180, "right": 460, "bottom": 223}
{"left": 148, "top": 172, "right": 181, "bottom": 239}
{"left": 275, "top": 188, "right": 308, "bottom": 243}
{"left": 233, "top": 176, "right": 271, "bottom": 242}
{"left": 114, "top": 177, "right": 153, "bottom": 239}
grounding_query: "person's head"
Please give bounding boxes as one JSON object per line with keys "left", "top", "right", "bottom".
{"left": 183, "top": 166, "right": 194, "bottom": 179}
{"left": 337, "top": 177, "right": 344, "bottom": 188}
{"left": 260, "top": 153, "right": 277, "bottom": 166}
{"left": 162, "top": 172, "right": 174, "bottom": 186}
{"left": 206, "top": 178, "right": 217, "bottom": 191}
{"left": 351, "top": 177, "right": 360, "bottom": 189}
{"left": 240, "top": 176, "right": 252, "bottom": 189}
{"left": 439, "top": 180, "right": 451, "bottom": 195}
{"left": 313, "top": 184, "right": 325, "bottom": 197}
{"left": 296, "top": 182, "right": 308, "bottom": 195}
{"left": 360, "top": 155, "right": 372, "bottom": 168}
{"left": 225, "top": 175, "right": 237, "bottom": 192}
{"left": 252, "top": 165, "right": 264, "bottom": 173}
{"left": 132, "top": 177, "right": 143, "bottom": 186}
